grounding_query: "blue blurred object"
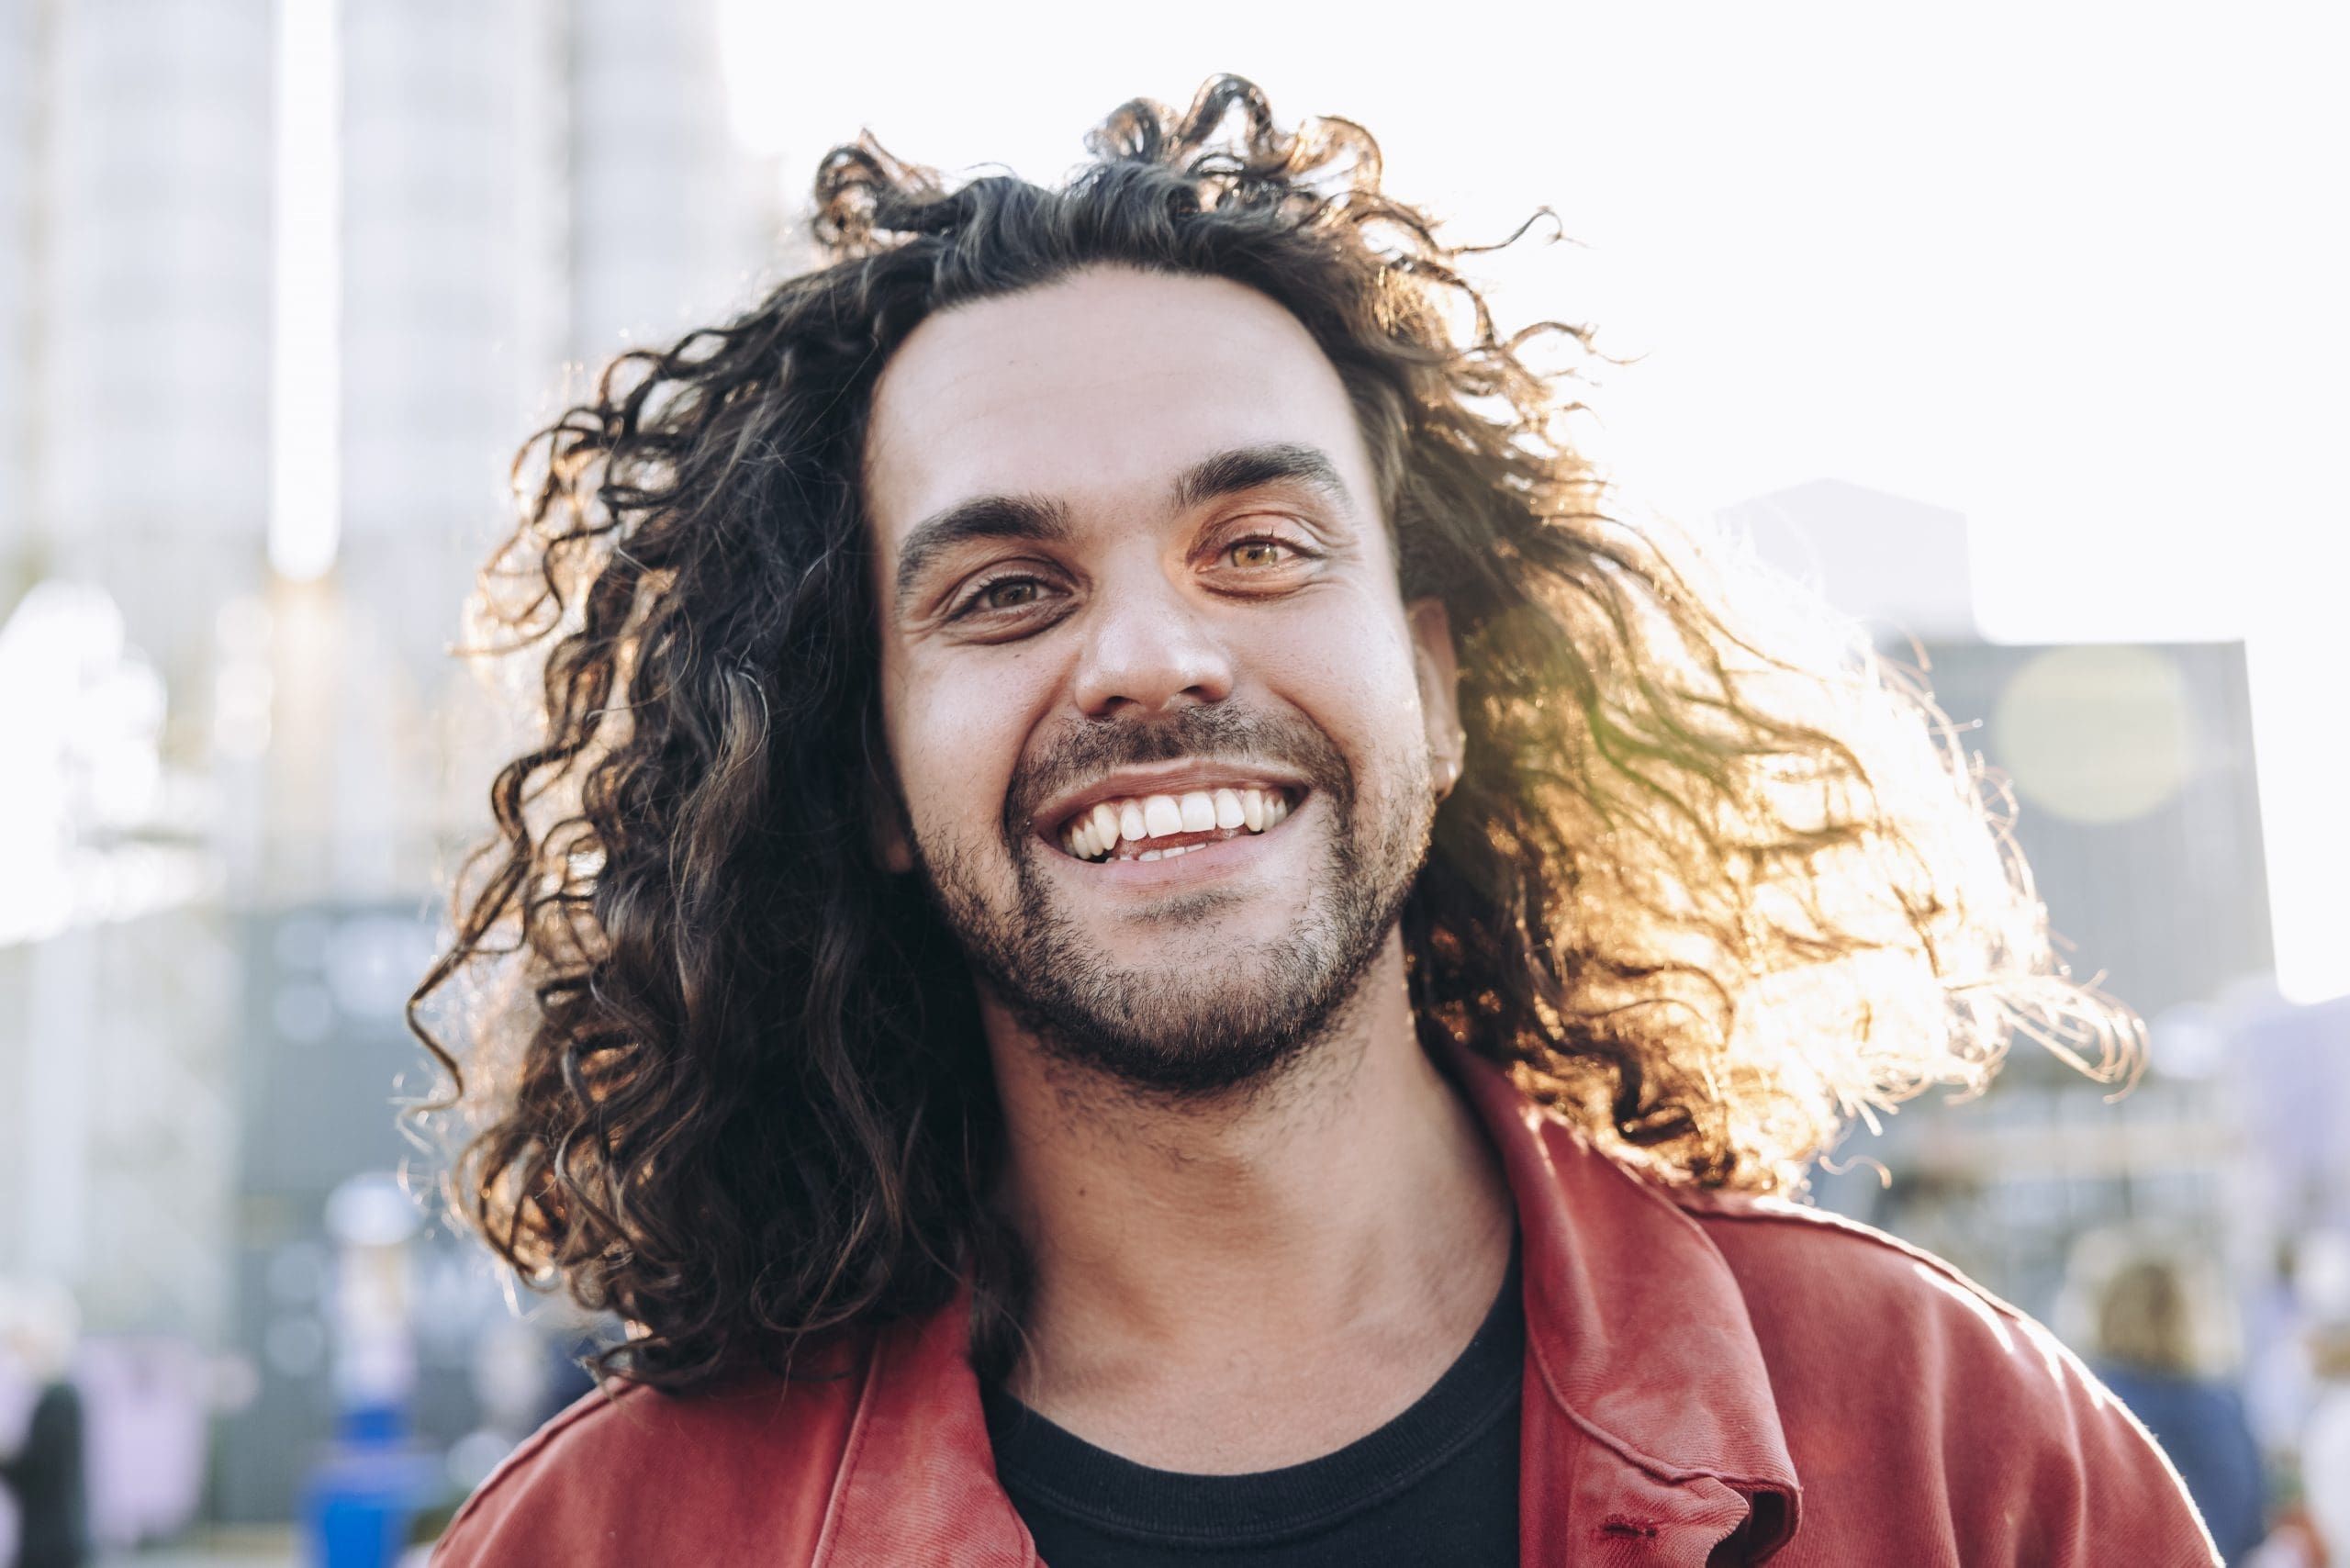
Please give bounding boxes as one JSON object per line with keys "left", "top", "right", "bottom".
{"left": 2095, "top": 1363, "right": 2267, "bottom": 1563}
{"left": 298, "top": 1423, "right": 439, "bottom": 1568}
{"left": 300, "top": 1172, "right": 440, "bottom": 1567}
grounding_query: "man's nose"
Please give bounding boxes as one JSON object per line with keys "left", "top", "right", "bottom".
{"left": 1068, "top": 580, "right": 1237, "bottom": 719}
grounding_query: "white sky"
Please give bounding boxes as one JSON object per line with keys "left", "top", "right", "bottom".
{"left": 717, "top": 0, "right": 2350, "bottom": 998}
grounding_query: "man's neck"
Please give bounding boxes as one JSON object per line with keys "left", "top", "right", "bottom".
{"left": 982, "top": 935, "right": 1517, "bottom": 1473}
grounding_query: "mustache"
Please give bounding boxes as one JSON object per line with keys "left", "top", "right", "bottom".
{"left": 1002, "top": 706, "right": 1351, "bottom": 839}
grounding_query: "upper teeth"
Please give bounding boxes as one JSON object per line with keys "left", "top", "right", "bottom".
{"left": 1060, "top": 787, "right": 1293, "bottom": 862}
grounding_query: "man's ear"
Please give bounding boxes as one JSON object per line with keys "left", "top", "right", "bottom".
{"left": 1405, "top": 597, "right": 1465, "bottom": 789}
{"left": 871, "top": 797, "right": 915, "bottom": 875}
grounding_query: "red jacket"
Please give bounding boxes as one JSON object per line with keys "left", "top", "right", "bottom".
{"left": 432, "top": 1055, "right": 2220, "bottom": 1565}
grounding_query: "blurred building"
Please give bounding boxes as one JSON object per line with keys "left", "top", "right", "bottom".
{"left": 0, "top": 0, "right": 31, "bottom": 567}
{"left": 1723, "top": 477, "right": 1976, "bottom": 644}
{"left": 0, "top": 0, "right": 785, "bottom": 1525}
{"left": 1, "top": 0, "right": 274, "bottom": 1364}
{"left": 1818, "top": 636, "right": 2274, "bottom": 1317}
{"left": 1721, "top": 480, "right": 2284, "bottom": 1336}
{"left": 215, "top": 902, "right": 490, "bottom": 1522}
{"left": 6, "top": 0, "right": 274, "bottom": 684}
{"left": 304, "top": 0, "right": 781, "bottom": 909}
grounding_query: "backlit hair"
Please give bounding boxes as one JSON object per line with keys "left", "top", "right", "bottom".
{"left": 408, "top": 76, "right": 2137, "bottom": 1387}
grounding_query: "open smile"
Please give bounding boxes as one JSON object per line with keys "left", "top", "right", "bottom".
{"left": 1050, "top": 784, "right": 1304, "bottom": 864}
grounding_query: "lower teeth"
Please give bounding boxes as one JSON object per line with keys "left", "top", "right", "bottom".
{"left": 1100, "top": 828, "right": 1248, "bottom": 865}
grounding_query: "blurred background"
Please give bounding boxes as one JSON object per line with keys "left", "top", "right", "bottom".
{"left": 0, "top": 1, "right": 2343, "bottom": 1563}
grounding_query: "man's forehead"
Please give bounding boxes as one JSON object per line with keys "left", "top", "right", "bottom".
{"left": 860, "top": 267, "right": 1374, "bottom": 543}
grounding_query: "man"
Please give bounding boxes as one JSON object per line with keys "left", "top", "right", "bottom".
{"left": 418, "top": 78, "right": 2219, "bottom": 1564}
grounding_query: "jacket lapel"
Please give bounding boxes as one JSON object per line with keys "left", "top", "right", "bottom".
{"left": 1446, "top": 1049, "right": 1802, "bottom": 1564}
{"left": 812, "top": 1280, "right": 1038, "bottom": 1566}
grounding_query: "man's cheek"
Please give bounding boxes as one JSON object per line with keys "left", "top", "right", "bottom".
{"left": 906, "top": 694, "right": 1020, "bottom": 846}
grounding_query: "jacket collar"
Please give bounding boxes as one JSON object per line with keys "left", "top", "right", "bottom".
{"left": 814, "top": 1281, "right": 1035, "bottom": 1565}
{"left": 816, "top": 1047, "right": 1801, "bottom": 1565}
{"left": 1444, "top": 1047, "right": 1801, "bottom": 1563}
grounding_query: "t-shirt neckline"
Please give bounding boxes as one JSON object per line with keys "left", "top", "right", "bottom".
{"left": 979, "top": 1234, "right": 1525, "bottom": 1547}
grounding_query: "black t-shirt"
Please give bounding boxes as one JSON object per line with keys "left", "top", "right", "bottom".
{"left": 981, "top": 1242, "right": 1524, "bottom": 1567}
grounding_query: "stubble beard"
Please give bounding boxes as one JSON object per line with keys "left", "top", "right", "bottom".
{"left": 911, "top": 710, "right": 1435, "bottom": 1102}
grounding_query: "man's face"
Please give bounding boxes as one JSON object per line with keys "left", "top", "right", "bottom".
{"left": 864, "top": 266, "right": 1458, "bottom": 1096}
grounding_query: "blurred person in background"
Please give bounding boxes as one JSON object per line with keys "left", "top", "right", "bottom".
{"left": 0, "top": 1281, "right": 89, "bottom": 1568}
{"left": 2083, "top": 1246, "right": 2267, "bottom": 1561}
{"left": 414, "top": 78, "right": 2217, "bottom": 1564}
{"left": 2242, "top": 1318, "right": 2350, "bottom": 1568}
{"left": 2304, "top": 1322, "right": 2350, "bottom": 1563}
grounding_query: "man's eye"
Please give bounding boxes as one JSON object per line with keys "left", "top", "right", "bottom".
{"left": 1225, "top": 539, "right": 1296, "bottom": 568}
{"left": 953, "top": 576, "right": 1054, "bottom": 618}
{"left": 982, "top": 579, "right": 1044, "bottom": 609}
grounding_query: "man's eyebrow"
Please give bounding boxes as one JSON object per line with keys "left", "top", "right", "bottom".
{"left": 890, "top": 443, "right": 1352, "bottom": 616}
{"left": 892, "top": 494, "right": 1073, "bottom": 614}
{"left": 1171, "top": 442, "right": 1355, "bottom": 515}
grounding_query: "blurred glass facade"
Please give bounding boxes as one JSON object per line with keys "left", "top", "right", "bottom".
{"left": 2, "top": 0, "right": 775, "bottom": 1555}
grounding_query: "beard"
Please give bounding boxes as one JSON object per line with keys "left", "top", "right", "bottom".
{"left": 909, "top": 705, "right": 1434, "bottom": 1100}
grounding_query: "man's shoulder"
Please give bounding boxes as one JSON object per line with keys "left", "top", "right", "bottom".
{"left": 1659, "top": 1182, "right": 2217, "bottom": 1562}
{"left": 431, "top": 1357, "right": 869, "bottom": 1568}
{"left": 1669, "top": 1182, "right": 2098, "bottom": 1399}
{"left": 1672, "top": 1182, "right": 2026, "bottom": 1322}
{"left": 1535, "top": 1109, "right": 2065, "bottom": 1376}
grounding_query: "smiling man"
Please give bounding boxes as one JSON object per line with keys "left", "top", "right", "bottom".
{"left": 419, "top": 79, "right": 2219, "bottom": 1565}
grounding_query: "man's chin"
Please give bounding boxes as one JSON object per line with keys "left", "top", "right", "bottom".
{"left": 994, "top": 958, "right": 1371, "bottom": 1102}
{"left": 1027, "top": 1015, "right": 1325, "bottom": 1102}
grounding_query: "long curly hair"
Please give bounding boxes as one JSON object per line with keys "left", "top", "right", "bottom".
{"left": 407, "top": 76, "right": 2137, "bottom": 1389}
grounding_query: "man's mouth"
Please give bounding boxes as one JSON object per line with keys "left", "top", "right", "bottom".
{"left": 1054, "top": 786, "right": 1301, "bottom": 864}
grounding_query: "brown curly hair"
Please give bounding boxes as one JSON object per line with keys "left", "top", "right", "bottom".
{"left": 407, "top": 76, "right": 2137, "bottom": 1389}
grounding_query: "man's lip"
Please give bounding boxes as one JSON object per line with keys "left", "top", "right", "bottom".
{"left": 1027, "top": 762, "right": 1313, "bottom": 840}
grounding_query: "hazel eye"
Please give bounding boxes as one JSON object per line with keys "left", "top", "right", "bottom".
{"left": 1227, "top": 540, "right": 1292, "bottom": 568}
{"left": 979, "top": 578, "right": 1045, "bottom": 610}
{"left": 946, "top": 573, "right": 1060, "bottom": 622}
